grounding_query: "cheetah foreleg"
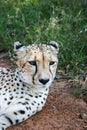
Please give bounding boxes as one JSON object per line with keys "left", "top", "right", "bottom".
{"left": 0, "top": 104, "right": 29, "bottom": 130}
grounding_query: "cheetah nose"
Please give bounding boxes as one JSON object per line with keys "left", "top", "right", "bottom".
{"left": 39, "top": 78, "right": 49, "bottom": 85}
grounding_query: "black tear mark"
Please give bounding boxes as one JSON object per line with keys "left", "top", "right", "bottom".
{"left": 32, "top": 63, "right": 37, "bottom": 84}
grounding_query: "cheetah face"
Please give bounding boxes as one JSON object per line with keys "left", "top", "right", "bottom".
{"left": 14, "top": 41, "right": 59, "bottom": 89}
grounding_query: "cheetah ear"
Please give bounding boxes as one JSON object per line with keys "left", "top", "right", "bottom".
{"left": 48, "top": 41, "right": 59, "bottom": 49}
{"left": 48, "top": 41, "right": 59, "bottom": 52}
{"left": 14, "top": 41, "right": 26, "bottom": 51}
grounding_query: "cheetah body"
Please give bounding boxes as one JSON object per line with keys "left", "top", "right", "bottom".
{"left": 0, "top": 41, "right": 58, "bottom": 130}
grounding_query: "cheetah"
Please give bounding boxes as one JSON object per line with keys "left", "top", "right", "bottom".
{"left": 0, "top": 41, "right": 59, "bottom": 130}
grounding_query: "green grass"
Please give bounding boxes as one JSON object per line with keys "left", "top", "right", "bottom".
{"left": 74, "top": 87, "right": 87, "bottom": 97}
{"left": 71, "top": 82, "right": 87, "bottom": 102}
{"left": 0, "top": 0, "right": 87, "bottom": 76}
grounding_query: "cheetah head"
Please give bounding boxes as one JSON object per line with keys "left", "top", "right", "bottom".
{"left": 14, "top": 41, "right": 59, "bottom": 89}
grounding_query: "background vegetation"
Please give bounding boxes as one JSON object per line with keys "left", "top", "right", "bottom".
{"left": 0, "top": 0, "right": 87, "bottom": 77}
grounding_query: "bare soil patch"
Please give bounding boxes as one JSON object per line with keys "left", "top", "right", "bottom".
{"left": 0, "top": 59, "right": 87, "bottom": 130}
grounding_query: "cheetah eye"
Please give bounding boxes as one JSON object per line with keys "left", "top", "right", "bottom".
{"left": 28, "top": 61, "right": 36, "bottom": 66}
{"left": 49, "top": 61, "right": 55, "bottom": 65}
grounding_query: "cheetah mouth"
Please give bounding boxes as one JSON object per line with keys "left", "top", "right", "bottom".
{"left": 34, "top": 82, "right": 52, "bottom": 88}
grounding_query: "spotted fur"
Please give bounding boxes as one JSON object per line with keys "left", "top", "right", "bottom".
{"left": 0, "top": 41, "right": 59, "bottom": 130}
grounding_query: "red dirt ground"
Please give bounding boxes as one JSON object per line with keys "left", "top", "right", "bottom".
{"left": 0, "top": 59, "right": 87, "bottom": 130}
